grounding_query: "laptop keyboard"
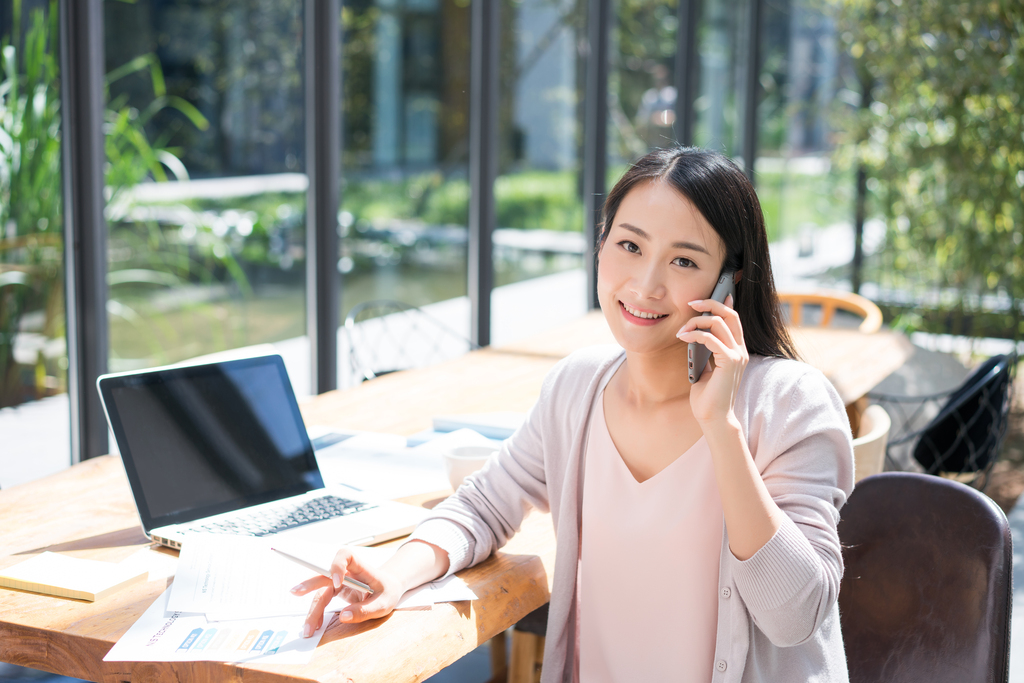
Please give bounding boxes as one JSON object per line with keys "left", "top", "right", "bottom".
{"left": 190, "top": 495, "right": 377, "bottom": 537}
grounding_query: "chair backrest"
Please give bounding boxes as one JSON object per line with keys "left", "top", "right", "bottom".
{"left": 913, "top": 354, "right": 1014, "bottom": 474}
{"left": 851, "top": 404, "right": 891, "bottom": 482}
{"left": 838, "top": 472, "right": 1012, "bottom": 683}
{"left": 777, "top": 290, "right": 883, "bottom": 333}
{"left": 344, "top": 299, "right": 477, "bottom": 382}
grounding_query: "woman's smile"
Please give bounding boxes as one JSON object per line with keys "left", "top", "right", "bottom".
{"left": 619, "top": 300, "right": 668, "bottom": 324}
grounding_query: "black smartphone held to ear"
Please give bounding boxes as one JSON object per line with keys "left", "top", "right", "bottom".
{"left": 687, "top": 271, "right": 736, "bottom": 384}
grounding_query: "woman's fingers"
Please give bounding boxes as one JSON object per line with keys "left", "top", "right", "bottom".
{"left": 290, "top": 574, "right": 332, "bottom": 596}
{"left": 677, "top": 313, "right": 738, "bottom": 350}
{"left": 302, "top": 586, "right": 336, "bottom": 638}
{"left": 337, "top": 591, "right": 397, "bottom": 623}
{"left": 330, "top": 549, "right": 385, "bottom": 595}
{"left": 678, "top": 328, "right": 731, "bottom": 358}
{"left": 295, "top": 548, "right": 405, "bottom": 636}
{"left": 685, "top": 295, "right": 745, "bottom": 348}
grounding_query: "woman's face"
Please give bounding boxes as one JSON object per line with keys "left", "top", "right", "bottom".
{"left": 597, "top": 180, "right": 727, "bottom": 358}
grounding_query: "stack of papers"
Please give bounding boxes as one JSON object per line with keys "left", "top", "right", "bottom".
{"left": 105, "top": 534, "right": 476, "bottom": 665}
{"left": 313, "top": 428, "right": 500, "bottom": 499}
{"left": 431, "top": 412, "right": 526, "bottom": 440}
{"left": 309, "top": 412, "right": 522, "bottom": 498}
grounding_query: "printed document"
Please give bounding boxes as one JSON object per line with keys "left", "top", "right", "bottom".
{"left": 168, "top": 534, "right": 476, "bottom": 621}
{"left": 314, "top": 428, "right": 495, "bottom": 498}
{"left": 104, "top": 587, "right": 326, "bottom": 664}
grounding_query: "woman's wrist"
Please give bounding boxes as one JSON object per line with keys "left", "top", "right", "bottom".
{"left": 697, "top": 410, "right": 744, "bottom": 441}
{"left": 386, "top": 539, "right": 450, "bottom": 593}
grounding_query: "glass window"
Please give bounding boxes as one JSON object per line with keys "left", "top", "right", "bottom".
{"left": 491, "top": 0, "right": 586, "bottom": 342}
{"left": 609, "top": 0, "right": 678, "bottom": 173}
{"left": 693, "top": 0, "right": 748, "bottom": 159}
{"left": 755, "top": 0, "right": 851, "bottom": 251}
{"left": 0, "top": 0, "right": 71, "bottom": 487}
{"left": 339, "top": 0, "right": 472, "bottom": 383}
{"left": 103, "top": 1, "right": 309, "bottom": 387}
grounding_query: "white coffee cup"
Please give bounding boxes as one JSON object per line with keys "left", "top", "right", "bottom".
{"left": 444, "top": 445, "right": 498, "bottom": 491}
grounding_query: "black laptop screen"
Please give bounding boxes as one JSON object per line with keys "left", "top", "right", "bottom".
{"left": 100, "top": 356, "right": 324, "bottom": 531}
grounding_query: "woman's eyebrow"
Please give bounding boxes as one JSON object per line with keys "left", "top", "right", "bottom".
{"left": 618, "top": 222, "right": 710, "bottom": 254}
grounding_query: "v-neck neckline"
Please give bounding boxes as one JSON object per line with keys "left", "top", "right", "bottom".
{"left": 593, "top": 392, "right": 706, "bottom": 485}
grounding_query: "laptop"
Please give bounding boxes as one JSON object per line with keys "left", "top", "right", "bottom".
{"left": 97, "top": 354, "right": 428, "bottom": 550}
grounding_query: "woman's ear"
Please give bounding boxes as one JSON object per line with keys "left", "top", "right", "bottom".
{"left": 733, "top": 270, "right": 743, "bottom": 284}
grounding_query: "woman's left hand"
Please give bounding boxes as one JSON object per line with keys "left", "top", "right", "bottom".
{"left": 676, "top": 294, "right": 749, "bottom": 424}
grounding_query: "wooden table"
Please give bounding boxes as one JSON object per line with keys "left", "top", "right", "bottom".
{"left": 0, "top": 312, "right": 912, "bottom": 682}
{"left": 0, "top": 350, "right": 563, "bottom": 683}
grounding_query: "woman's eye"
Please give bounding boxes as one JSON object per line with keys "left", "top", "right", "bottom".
{"left": 618, "top": 240, "right": 640, "bottom": 254}
{"left": 672, "top": 257, "right": 695, "bottom": 268}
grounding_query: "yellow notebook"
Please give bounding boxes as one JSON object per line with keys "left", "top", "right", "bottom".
{"left": 0, "top": 552, "right": 148, "bottom": 602}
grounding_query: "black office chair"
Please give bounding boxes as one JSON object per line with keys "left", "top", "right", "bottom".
{"left": 838, "top": 472, "right": 1012, "bottom": 683}
{"left": 344, "top": 299, "right": 479, "bottom": 382}
{"left": 869, "top": 353, "right": 1015, "bottom": 486}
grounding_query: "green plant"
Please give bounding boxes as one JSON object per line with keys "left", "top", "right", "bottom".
{"left": 0, "top": 1, "right": 63, "bottom": 408}
{"left": 835, "top": 0, "right": 1024, "bottom": 339}
{"left": 0, "top": 0, "right": 214, "bottom": 406}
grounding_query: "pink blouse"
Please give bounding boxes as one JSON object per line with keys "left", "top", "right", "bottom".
{"left": 578, "top": 391, "right": 724, "bottom": 683}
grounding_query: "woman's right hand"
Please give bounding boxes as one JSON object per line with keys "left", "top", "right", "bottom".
{"left": 291, "top": 548, "right": 406, "bottom": 637}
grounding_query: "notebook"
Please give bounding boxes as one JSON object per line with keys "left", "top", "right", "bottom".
{"left": 97, "top": 354, "right": 427, "bottom": 551}
{"left": 0, "top": 552, "right": 148, "bottom": 601}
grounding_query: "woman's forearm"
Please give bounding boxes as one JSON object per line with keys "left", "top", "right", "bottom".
{"left": 703, "top": 414, "right": 785, "bottom": 561}
{"left": 386, "top": 539, "right": 451, "bottom": 592}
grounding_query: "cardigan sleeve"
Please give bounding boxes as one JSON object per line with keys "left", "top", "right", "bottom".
{"left": 405, "top": 353, "right": 575, "bottom": 577}
{"left": 728, "top": 364, "right": 855, "bottom": 647}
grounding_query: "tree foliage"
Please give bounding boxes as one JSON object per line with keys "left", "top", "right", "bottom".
{"left": 835, "top": 0, "right": 1024, "bottom": 335}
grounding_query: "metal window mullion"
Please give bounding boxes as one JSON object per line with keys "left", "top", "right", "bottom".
{"left": 674, "top": 0, "right": 699, "bottom": 146}
{"left": 742, "top": 0, "right": 763, "bottom": 185}
{"left": 305, "top": 0, "right": 341, "bottom": 394}
{"left": 469, "top": 0, "right": 498, "bottom": 347}
{"left": 583, "top": 0, "right": 610, "bottom": 310}
{"left": 59, "top": 0, "right": 108, "bottom": 462}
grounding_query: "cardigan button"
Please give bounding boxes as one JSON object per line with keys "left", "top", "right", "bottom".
{"left": 716, "top": 659, "right": 727, "bottom": 672}
{"left": 721, "top": 587, "right": 731, "bottom": 599}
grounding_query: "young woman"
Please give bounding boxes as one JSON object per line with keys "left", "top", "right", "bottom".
{"left": 294, "top": 147, "right": 854, "bottom": 683}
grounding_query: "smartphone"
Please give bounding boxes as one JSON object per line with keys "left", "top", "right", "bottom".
{"left": 687, "top": 271, "right": 736, "bottom": 384}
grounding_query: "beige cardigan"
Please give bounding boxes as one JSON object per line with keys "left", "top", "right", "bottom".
{"left": 409, "top": 346, "right": 854, "bottom": 683}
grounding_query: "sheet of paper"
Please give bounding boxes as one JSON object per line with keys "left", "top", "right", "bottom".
{"left": 167, "top": 534, "right": 313, "bottom": 621}
{"left": 119, "top": 547, "right": 180, "bottom": 583}
{"left": 432, "top": 412, "right": 526, "bottom": 440}
{"left": 388, "top": 574, "right": 478, "bottom": 610}
{"left": 408, "top": 428, "right": 500, "bottom": 457}
{"left": 313, "top": 431, "right": 459, "bottom": 499}
{"left": 103, "top": 587, "right": 326, "bottom": 664}
{"left": 167, "top": 535, "right": 477, "bottom": 621}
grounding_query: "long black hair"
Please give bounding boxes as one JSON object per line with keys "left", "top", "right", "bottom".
{"left": 599, "top": 147, "right": 798, "bottom": 360}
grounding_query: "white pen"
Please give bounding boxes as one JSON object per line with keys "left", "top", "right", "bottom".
{"left": 272, "top": 547, "right": 374, "bottom": 595}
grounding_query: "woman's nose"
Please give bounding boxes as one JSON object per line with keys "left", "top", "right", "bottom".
{"left": 629, "top": 266, "right": 665, "bottom": 299}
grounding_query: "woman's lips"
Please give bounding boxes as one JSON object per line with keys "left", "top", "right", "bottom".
{"left": 619, "top": 301, "right": 667, "bottom": 326}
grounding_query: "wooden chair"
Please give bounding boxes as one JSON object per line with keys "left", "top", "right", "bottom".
{"left": 851, "top": 404, "right": 891, "bottom": 482}
{"left": 838, "top": 472, "right": 1012, "bottom": 683}
{"left": 777, "top": 290, "right": 883, "bottom": 333}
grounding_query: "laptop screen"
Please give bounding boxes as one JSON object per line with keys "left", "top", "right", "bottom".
{"left": 98, "top": 355, "right": 325, "bottom": 532}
